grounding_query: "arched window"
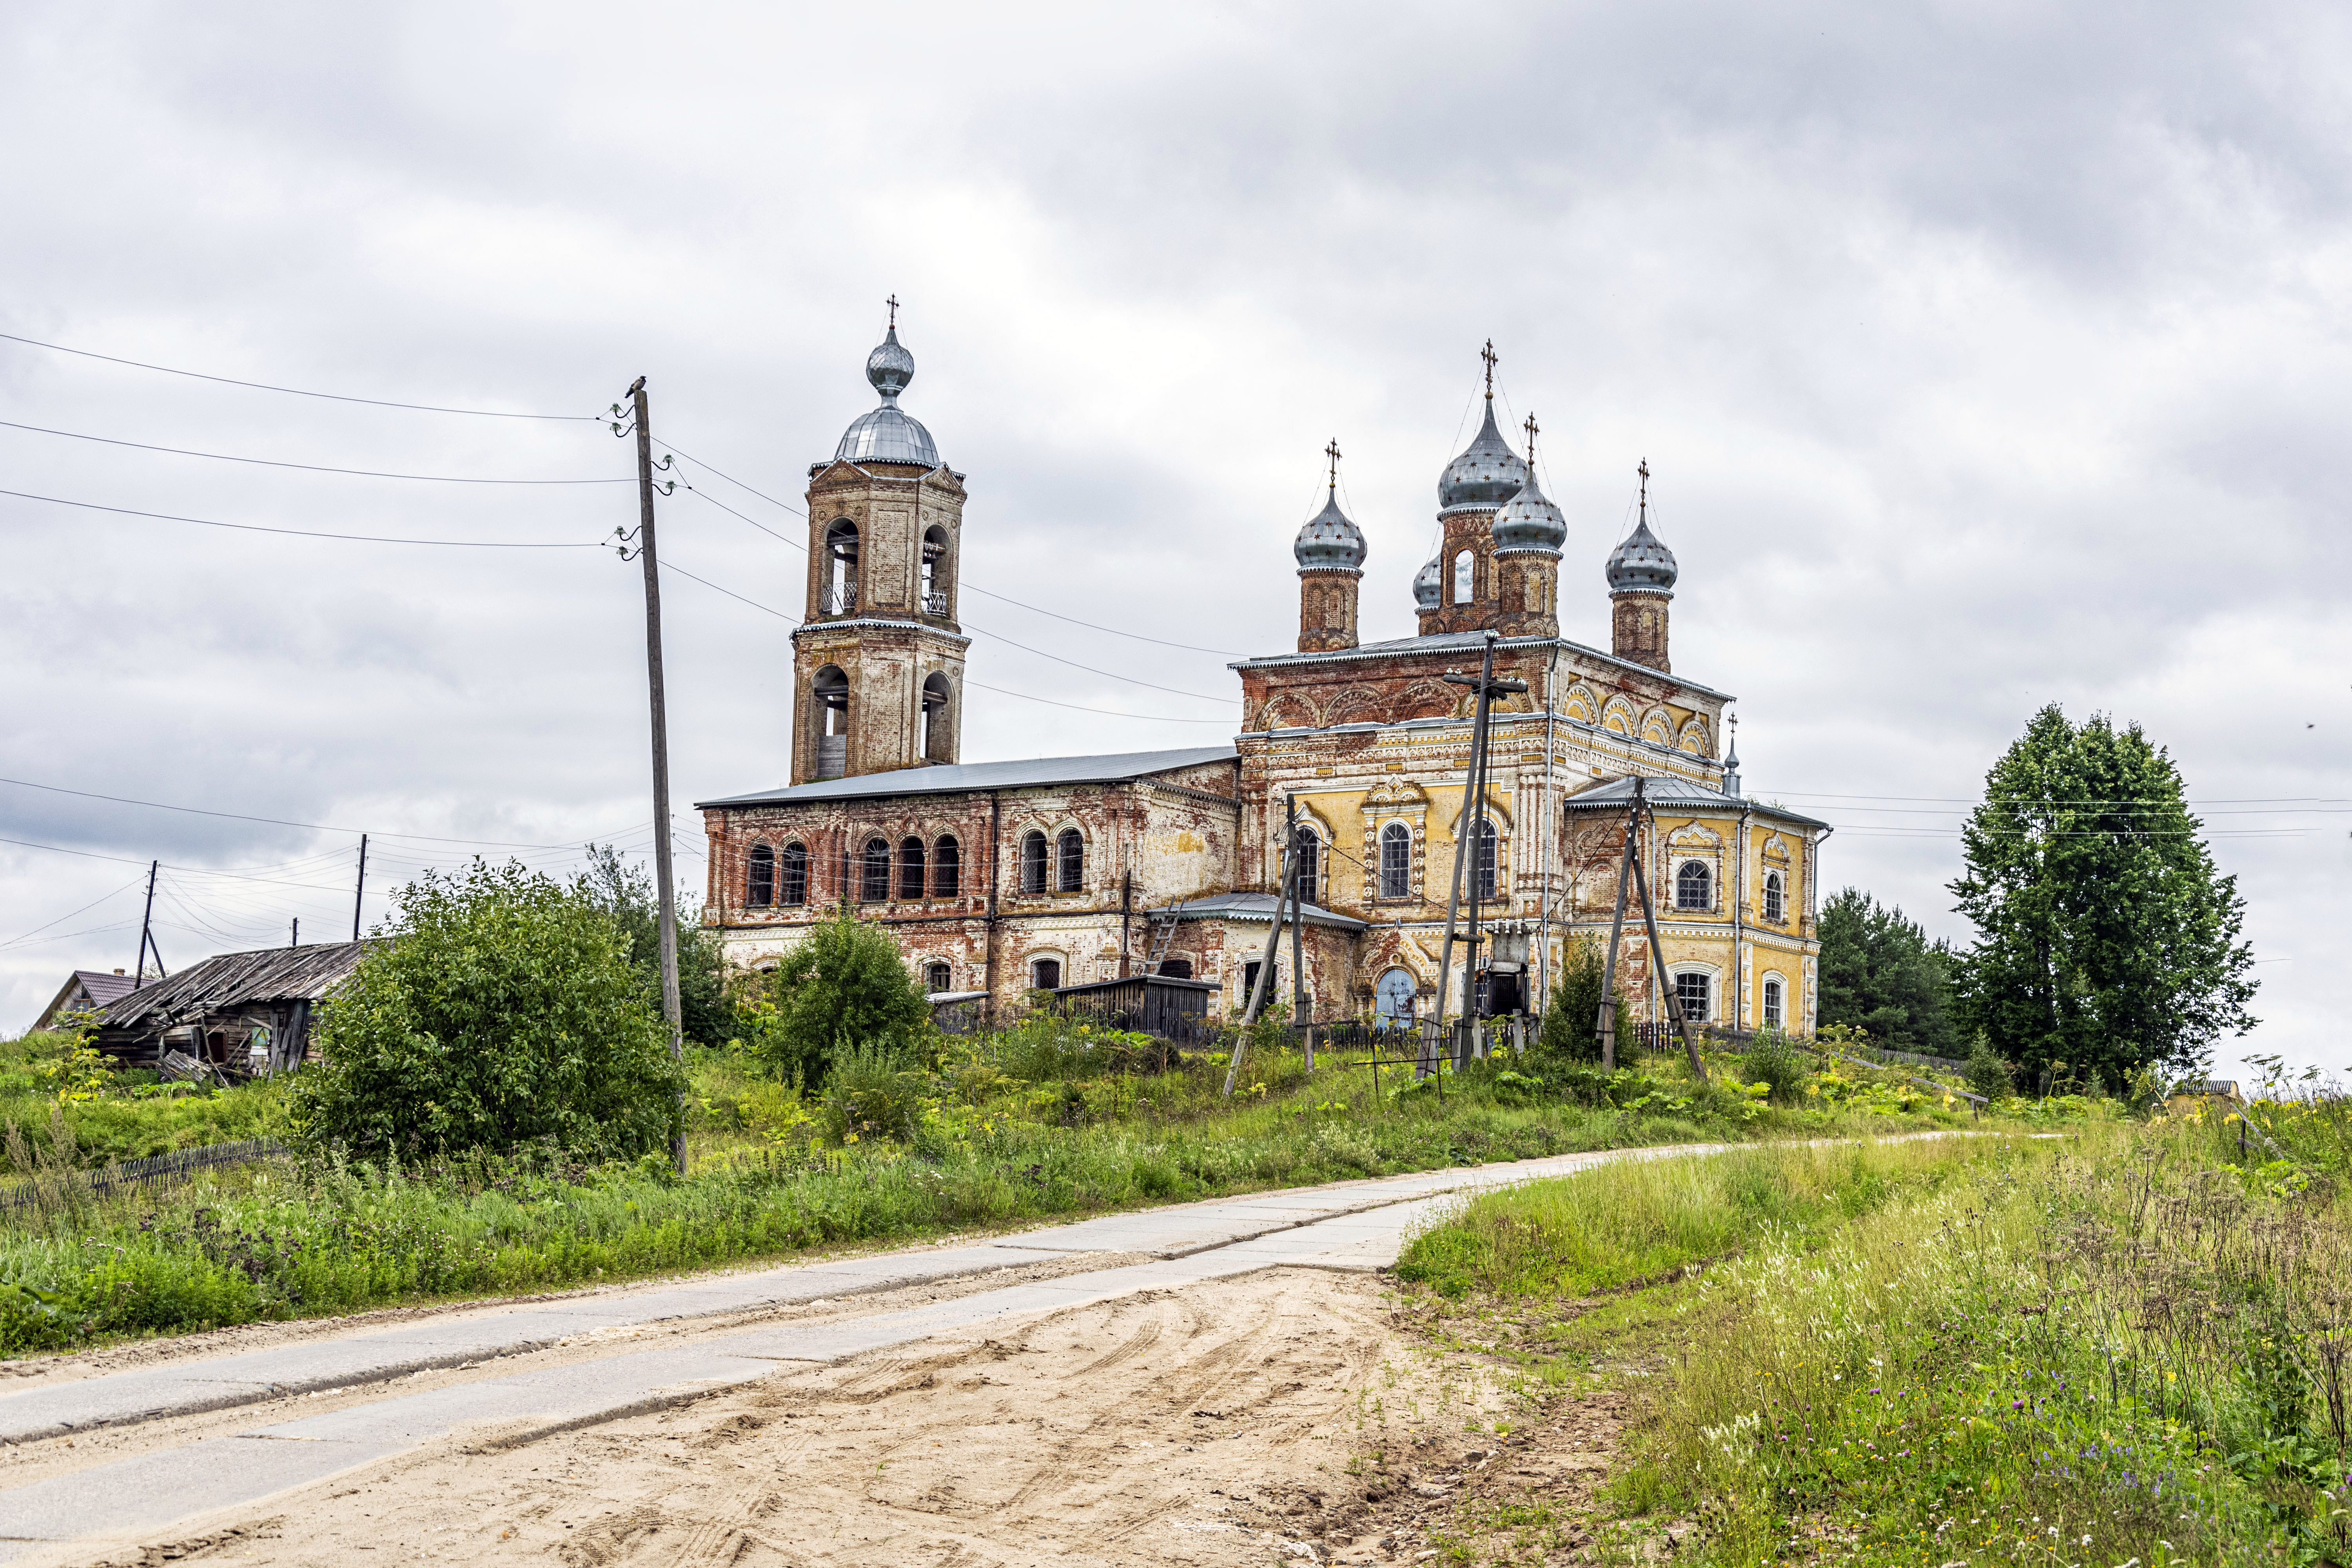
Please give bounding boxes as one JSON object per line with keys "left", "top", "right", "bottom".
{"left": 1674, "top": 971, "right": 1711, "bottom": 1022}
{"left": 922, "top": 673, "right": 953, "bottom": 763}
{"left": 1379, "top": 822, "right": 1412, "bottom": 899}
{"left": 1453, "top": 550, "right": 1475, "bottom": 604}
{"left": 1762, "top": 870, "right": 1785, "bottom": 923}
{"left": 899, "top": 836, "right": 926, "bottom": 899}
{"left": 933, "top": 835, "right": 960, "bottom": 897}
{"left": 920, "top": 526, "right": 950, "bottom": 615}
{"left": 1292, "top": 825, "right": 1320, "bottom": 907}
{"left": 824, "top": 519, "right": 859, "bottom": 614}
{"left": 1676, "top": 860, "right": 1712, "bottom": 910}
{"left": 1762, "top": 976, "right": 1784, "bottom": 1029}
{"left": 1020, "top": 830, "right": 1048, "bottom": 894}
{"left": 746, "top": 844, "right": 775, "bottom": 907}
{"left": 1475, "top": 817, "right": 1499, "bottom": 900}
{"left": 860, "top": 837, "right": 891, "bottom": 902}
{"left": 811, "top": 664, "right": 849, "bottom": 780}
{"left": 925, "top": 961, "right": 952, "bottom": 993}
{"left": 1056, "top": 828, "right": 1085, "bottom": 893}
{"left": 779, "top": 842, "right": 808, "bottom": 906}
{"left": 1031, "top": 956, "right": 1062, "bottom": 991}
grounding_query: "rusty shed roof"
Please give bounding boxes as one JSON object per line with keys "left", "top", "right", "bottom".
{"left": 98, "top": 942, "right": 377, "bottom": 1028}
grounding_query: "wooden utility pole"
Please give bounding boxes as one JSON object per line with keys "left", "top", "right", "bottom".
{"left": 351, "top": 834, "right": 367, "bottom": 941}
{"left": 621, "top": 376, "right": 688, "bottom": 1172}
{"left": 134, "top": 859, "right": 165, "bottom": 980}
{"left": 1226, "top": 829, "right": 1298, "bottom": 1096}
{"left": 1287, "top": 795, "right": 1311, "bottom": 1070}
{"left": 1431, "top": 635, "right": 1528, "bottom": 1072}
{"left": 1625, "top": 787, "right": 1707, "bottom": 1081}
{"left": 1596, "top": 784, "right": 1641, "bottom": 1071}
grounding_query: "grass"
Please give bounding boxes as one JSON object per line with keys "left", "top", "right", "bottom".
{"left": 0, "top": 1017, "right": 1987, "bottom": 1357}
{"left": 1393, "top": 1102, "right": 2352, "bottom": 1567}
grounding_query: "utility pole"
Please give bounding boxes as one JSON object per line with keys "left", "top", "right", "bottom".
{"left": 290, "top": 918, "right": 299, "bottom": 949}
{"left": 1288, "top": 795, "right": 1311, "bottom": 1070}
{"left": 134, "top": 859, "right": 164, "bottom": 981}
{"left": 351, "top": 834, "right": 368, "bottom": 941}
{"left": 619, "top": 376, "right": 688, "bottom": 1173}
{"left": 1624, "top": 787, "right": 1708, "bottom": 1081}
{"left": 1430, "top": 635, "right": 1528, "bottom": 1073}
{"left": 1596, "top": 784, "right": 1641, "bottom": 1071}
{"left": 1226, "top": 828, "right": 1298, "bottom": 1096}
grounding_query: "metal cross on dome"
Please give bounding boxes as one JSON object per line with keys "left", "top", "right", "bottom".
{"left": 1524, "top": 412, "right": 1540, "bottom": 461}
{"left": 886, "top": 294, "right": 899, "bottom": 328}
{"left": 1481, "top": 339, "right": 1497, "bottom": 398}
{"left": 1638, "top": 457, "right": 1651, "bottom": 520}
{"left": 1325, "top": 438, "right": 1342, "bottom": 489}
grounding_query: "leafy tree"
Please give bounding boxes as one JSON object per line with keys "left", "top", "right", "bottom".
{"left": 736, "top": 908, "right": 931, "bottom": 1089}
{"left": 579, "top": 844, "right": 732, "bottom": 1046}
{"left": 1535, "top": 935, "right": 1633, "bottom": 1067}
{"left": 1949, "top": 704, "right": 2256, "bottom": 1085}
{"left": 290, "top": 860, "right": 684, "bottom": 1162}
{"left": 1817, "top": 888, "right": 1961, "bottom": 1056}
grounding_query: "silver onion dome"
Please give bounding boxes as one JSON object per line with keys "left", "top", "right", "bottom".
{"left": 1413, "top": 554, "right": 1443, "bottom": 611}
{"left": 1294, "top": 487, "right": 1367, "bottom": 572}
{"left": 1437, "top": 400, "right": 1528, "bottom": 511}
{"left": 1493, "top": 468, "right": 1568, "bottom": 554}
{"left": 834, "top": 324, "right": 940, "bottom": 467}
{"left": 1605, "top": 516, "right": 1678, "bottom": 594}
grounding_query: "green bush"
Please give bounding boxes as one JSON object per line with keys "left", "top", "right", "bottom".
{"left": 288, "top": 860, "right": 684, "bottom": 1163}
{"left": 1534, "top": 935, "right": 1633, "bottom": 1067}
{"left": 1964, "top": 1029, "right": 2014, "bottom": 1101}
{"left": 735, "top": 909, "right": 931, "bottom": 1089}
{"left": 1740, "top": 1027, "right": 1808, "bottom": 1104}
{"left": 818, "top": 1041, "right": 927, "bottom": 1144}
{"left": 578, "top": 843, "right": 733, "bottom": 1046}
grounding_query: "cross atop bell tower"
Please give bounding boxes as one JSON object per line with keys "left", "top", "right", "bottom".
{"left": 1481, "top": 339, "right": 1497, "bottom": 399}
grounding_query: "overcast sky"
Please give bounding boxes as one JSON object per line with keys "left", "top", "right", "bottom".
{"left": 4, "top": 2, "right": 2345, "bottom": 1078}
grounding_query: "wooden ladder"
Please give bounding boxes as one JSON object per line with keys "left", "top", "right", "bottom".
{"left": 1140, "top": 910, "right": 1180, "bottom": 975}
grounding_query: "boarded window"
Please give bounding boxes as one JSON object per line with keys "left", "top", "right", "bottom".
{"left": 1020, "top": 831, "right": 1048, "bottom": 894}
{"left": 861, "top": 838, "right": 891, "bottom": 903}
{"left": 899, "top": 837, "right": 926, "bottom": 899}
{"left": 746, "top": 844, "right": 774, "bottom": 907}
{"left": 1056, "top": 828, "right": 1084, "bottom": 893}
{"left": 933, "top": 835, "right": 960, "bottom": 897}
{"left": 1379, "top": 822, "right": 1411, "bottom": 899}
{"left": 779, "top": 842, "right": 808, "bottom": 906}
{"left": 1676, "top": 860, "right": 1712, "bottom": 910}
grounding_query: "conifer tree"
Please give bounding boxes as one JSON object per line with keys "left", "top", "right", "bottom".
{"left": 1949, "top": 705, "right": 2255, "bottom": 1084}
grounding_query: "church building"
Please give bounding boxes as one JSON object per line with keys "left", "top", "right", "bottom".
{"left": 698, "top": 322, "right": 1828, "bottom": 1036}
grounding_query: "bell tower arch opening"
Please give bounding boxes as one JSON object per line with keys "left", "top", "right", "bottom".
{"left": 810, "top": 664, "right": 850, "bottom": 780}
{"left": 922, "top": 672, "right": 955, "bottom": 763}
{"left": 823, "top": 521, "right": 860, "bottom": 617}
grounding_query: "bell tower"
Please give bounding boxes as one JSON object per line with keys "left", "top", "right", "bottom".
{"left": 789, "top": 301, "right": 971, "bottom": 784}
{"left": 1606, "top": 460, "right": 1678, "bottom": 673}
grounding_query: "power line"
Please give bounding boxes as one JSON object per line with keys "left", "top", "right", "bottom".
{"left": 659, "top": 442, "right": 1249, "bottom": 657}
{"left": 0, "top": 418, "right": 631, "bottom": 485}
{"left": 0, "top": 330, "right": 599, "bottom": 421}
{"left": 0, "top": 775, "right": 648, "bottom": 849}
{"left": 655, "top": 561, "right": 1232, "bottom": 725}
{"left": 1, "top": 488, "right": 605, "bottom": 549}
{"left": 0, "top": 876, "right": 143, "bottom": 951}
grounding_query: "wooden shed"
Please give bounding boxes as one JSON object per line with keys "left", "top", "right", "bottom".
{"left": 94, "top": 942, "right": 375, "bottom": 1076}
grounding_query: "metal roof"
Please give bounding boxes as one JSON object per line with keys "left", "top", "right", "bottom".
{"left": 697, "top": 746, "right": 1240, "bottom": 809}
{"left": 1155, "top": 891, "right": 1369, "bottom": 932}
{"left": 98, "top": 942, "right": 376, "bottom": 1028}
{"left": 1294, "top": 486, "right": 1368, "bottom": 572}
{"left": 1438, "top": 398, "right": 1528, "bottom": 511}
{"left": 1560, "top": 774, "right": 1829, "bottom": 829}
{"left": 1230, "top": 632, "right": 1732, "bottom": 701}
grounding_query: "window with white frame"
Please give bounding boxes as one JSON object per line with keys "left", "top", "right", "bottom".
{"left": 1762, "top": 975, "right": 1784, "bottom": 1029}
{"left": 1674, "top": 970, "right": 1711, "bottom": 1022}
{"left": 1762, "top": 869, "right": 1785, "bottom": 923}
{"left": 1378, "top": 822, "right": 1412, "bottom": 899}
{"left": 1676, "top": 860, "right": 1712, "bottom": 910}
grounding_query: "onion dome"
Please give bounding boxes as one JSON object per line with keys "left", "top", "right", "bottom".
{"left": 1294, "top": 486, "right": 1367, "bottom": 572}
{"left": 1413, "top": 554, "right": 1444, "bottom": 611}
{"left": 1437, "top": 399, "right": 1528, "bottom": 511}
{"left": 834, "top": 324, "right": 940, "bottom": 467}
{"left": 1493, "top": 468, "right": 1568, "bottom": 553}
{"left": 1605, "top": 515, "right": 1678, "bottom": 594}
